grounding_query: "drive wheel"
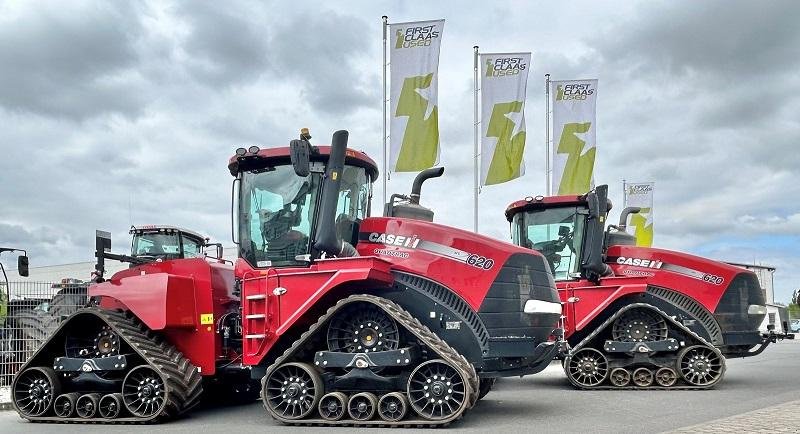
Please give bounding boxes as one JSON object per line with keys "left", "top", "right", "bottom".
{"left": 348, "top": 392, "right": 378, "bottom": 421}
{"left": 566, "top": 348, "right": 609, "bottom": 387}
{"left": 609, "top": 368, "right": 631, "bottom": 387}
{"left": 378, "top": 392, "right": 408, "bottom": 422}
{"left": 632, "top": 368, "right": 654, "bottom": 387}
{"left": 327, "top": 303, "right": 400, "bottom": 353}
{"left": 263, "top": 362, "right": 322, "bottom": 420}
{"left": 407, "top": 359, "right": 468, "bottom": 421}
{"left": 678, "top": 345, "right": 724, "bottom": 386}
{"left": 655, "top": 367, "right": 678, "bottom": 387}
{"left": 122, "top": 366, "right": 167, "bottom": 418}
{"left": 13, "top": 366, "right": 60, "bottom": 417}
{"left": 612, "top": 309, "right": 668, "bottom": 342}
{"left": 318, "top": 392, "right": 347, "bottom": 421}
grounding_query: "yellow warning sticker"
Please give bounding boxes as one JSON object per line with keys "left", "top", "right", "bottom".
{"left": 200, "top": 313, "right": 214, "bottom": 325}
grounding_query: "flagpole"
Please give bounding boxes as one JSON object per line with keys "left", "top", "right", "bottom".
{"left": 545, "top": 73, "right": 551, "bottom": 196}
{"left": 382, "top": 15, "right": 389, "bottom": 208}
{"left": 473, "top": 45, "right": 479, "bottom": 233}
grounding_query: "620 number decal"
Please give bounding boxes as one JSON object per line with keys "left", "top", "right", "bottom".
{"left": 702, "top": 274, "right": 724, "bottom": 285}
{"left": 467, "top": 254, "right": 494, "bottom": 270}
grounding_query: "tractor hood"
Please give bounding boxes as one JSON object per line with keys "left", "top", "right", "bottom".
{"left": 356, "top": 216, "right": 560, "bottom": 312}
{"left": 604, "top": 244, "right": 766, "bottom": 327}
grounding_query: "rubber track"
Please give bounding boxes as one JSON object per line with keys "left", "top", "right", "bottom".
{"left": 14, "top": 307, "right": 203, "bottom": 424}
{"left": 261, "top": 294, "right": 479, "bottom": 427}
{"left": 564, "top": 303, "right": 726, "bottom": 390}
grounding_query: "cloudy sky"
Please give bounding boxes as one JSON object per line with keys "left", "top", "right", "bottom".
{"left": 1, "top": 1, "right": 799, "bottom": 302}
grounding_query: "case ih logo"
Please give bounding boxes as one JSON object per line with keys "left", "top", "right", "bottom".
{"left": 485, "top": 57, "right": 527, "bottom": 78}
{"left": 616, "top": 256, "right": 663, "bottom": 269}
{"left": 556, "top": 83, "right": 594, "bottom": 101}
{"left": 395, "top": 26, "right": 440, "bottom": 49}
{"left": 368, "top": 232, "right": 421, "bottom": 248}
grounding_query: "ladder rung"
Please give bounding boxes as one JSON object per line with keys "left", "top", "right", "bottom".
{"left": 246, "top": 314, "right": 266, "bottom": 319}
{"left": 246, "top": 294, "right": 267, "bottom": 300}
{"left": 245, "top": 334, "right": 266, "bottom": 339}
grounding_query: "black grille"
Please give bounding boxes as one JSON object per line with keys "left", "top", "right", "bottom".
{"left": 478, "top": 253, "right": 559, "bottom": 339}
{"left": 715, "top": 272, "right": 765, "bottom": 333}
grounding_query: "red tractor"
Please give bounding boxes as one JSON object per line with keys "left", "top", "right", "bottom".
{"left": 12, "top": 130, "right": 562, "bottom": 426}
{"left": 504, "top": 185, "right": 777, "bottom": 389}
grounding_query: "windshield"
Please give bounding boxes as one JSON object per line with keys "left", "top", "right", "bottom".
{"left": 239, "top": 164, "right": 371, "bottom": 268}
{"left": 132, "top": 232, "right": 181, "bottom": 259}
{"left": 512, "top": 206, "right": 585, "bottom": 280}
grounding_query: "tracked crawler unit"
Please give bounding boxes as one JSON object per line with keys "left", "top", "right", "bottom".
{"left": 505, "top": 185, "right": 774, "bottom": 389}
{"left": 13, "top": 129, "right": 561, "bottom": 425}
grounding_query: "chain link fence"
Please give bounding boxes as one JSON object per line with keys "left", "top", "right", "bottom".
{"left": 1, "top": 280, "right": 88, "bottom": 407}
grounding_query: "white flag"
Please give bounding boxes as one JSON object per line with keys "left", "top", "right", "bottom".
{"left": 624, "top": 182, "right": 654, "bottom": 247}
{"left": 388, "top": 19, "right": 444, "bottom": 172}
{"left": 551, "top": 79, "right": 598, "bottom": 195}
{"left": 480, "top": 53, "right": 531, "bottom": 186}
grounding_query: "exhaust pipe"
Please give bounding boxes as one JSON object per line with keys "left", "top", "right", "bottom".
{"left": 410, "top": 167, "right": 444, "bottom": 204}
{"left": 617, "top": 206, "right": 641, "bottom": 231}
{"left": 313, "top": 130, "right": 357, "bottom": 258}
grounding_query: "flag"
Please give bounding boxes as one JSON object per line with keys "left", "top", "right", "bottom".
{"left": 388, "top": 19, "right": 444, "bottom": 172}
{"left": 480, "top": 52, "right": 531, "bottom": 186}
{"left": 551, "top": 79, "right": 598, "bottom": 194}
{"left": 624, "top": 182, "right": 654, "bottom": 247}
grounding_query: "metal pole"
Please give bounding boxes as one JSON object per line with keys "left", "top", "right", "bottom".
{"left": 382, "top": 16, "right": 389, "bottom": 208}
{"left": 545, "top": 73, "right": 551, "bottom": 196}
{"left": 473, "top": 46, "right": 479, "bottom": 233}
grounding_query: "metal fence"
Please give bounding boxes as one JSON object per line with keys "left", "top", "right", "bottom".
{"left": 1, "top": 281, "right": 88, "bottom": 406}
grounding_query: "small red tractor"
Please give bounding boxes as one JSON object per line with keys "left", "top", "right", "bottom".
{"left": 504, "top": 185, "right": 781, "bottom": 389}
{"left": 12, "top": 130, "right": 562, "bottom": 425}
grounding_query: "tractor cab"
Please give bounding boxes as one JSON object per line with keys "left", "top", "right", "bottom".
{"left": 130, "top": 225, "right": 208, "bottom": 261}
{"left": 228, "top": 130, "right": 378, "bottom": 269}
{"left": 506, "top": 185, "right": 631, "bottom": 282}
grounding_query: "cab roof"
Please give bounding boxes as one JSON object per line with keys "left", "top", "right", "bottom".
{"left": 228, "top": 145, "right": 379, "bottom": 180}
{"left": 505, "top": 195, "right": 588, "bottom": 222}
{"left": 130, "top": 225, "right": 208, "bottom": 242}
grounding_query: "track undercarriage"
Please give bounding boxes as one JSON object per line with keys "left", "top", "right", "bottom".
{"left": 262, "top": 294, "right": 479, "bottom": 427}
{"left": 564, "top": 303, "right": 726, "bottom": 390}
{"left": 11, "top": 308, "right": 202, "bottom": 423}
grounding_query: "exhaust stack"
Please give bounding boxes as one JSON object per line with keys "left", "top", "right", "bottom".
{"left": 313, "top": 130, "right": 357, "bottom": 258}
{"left": 384, "top": 167, "right": 444, "bottom": 221}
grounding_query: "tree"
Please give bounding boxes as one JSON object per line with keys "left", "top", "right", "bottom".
{"left": 789, "top": 290, "right": 800, "bottom": 319}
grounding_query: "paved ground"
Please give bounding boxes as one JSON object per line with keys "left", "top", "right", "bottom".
{"left": 1, "top": 340, "right": 798, "bottom": 433}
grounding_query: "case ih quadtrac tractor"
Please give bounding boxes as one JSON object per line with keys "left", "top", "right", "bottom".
{"left": 12, "top": 130, "right": 562, "bottom": 426}
{"left": 504, "top": 185, "right": 774, "bottom": 389}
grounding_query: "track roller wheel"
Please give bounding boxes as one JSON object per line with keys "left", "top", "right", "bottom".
{"left": 12, "top": 366, "right": 60, "bottom": 417}
{"left": 318, "top": 392, "right": 347, "bottom": 421}
{"left": 76, "top": 393, "right": 101, "bottom": 418}
{"left": 566, "top": 348, "right": 609, "bottom": 387}
{"left": 99, "top": 393, "right": 123, "bottom": 419}
{"left": 678, "top": 345, "right": 724, "bottom": 386}
{"left": 609, "top": 368, "right": 631, "bottom": 387}
{"left": 407, "top": 359, "right": 468, "bottom": 421}
{"left": 632, "top": 368, "right": 654, "bottom": 387}
{"left": 327, "top": 303, "right": 400, "bottom": 353}
{"left": 263, "top": 362, "right": 322, "bottom": 420}
{"left": 348, "top": 392, "right": 378, "bottom": 421}
{"left": 122, "top": 365, "right": 167, "bottom": 418}
{"left": 611, "top": 309, "right": 668, "bottom": 342}
{"left": 655, "top": 367, "right": 678, "bottom": 387}
{"left": 378, "top": 392, "right": 408, "bottom": 422}
{"left": 53, "top": 393, "right": 79, "bottom": 418}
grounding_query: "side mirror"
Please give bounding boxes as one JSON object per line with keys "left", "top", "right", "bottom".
{"left": 17, "top": 255, "right": 29, "bottom": 277}
{"left": 289, "top": 139, "right": 311, "bottom": 177}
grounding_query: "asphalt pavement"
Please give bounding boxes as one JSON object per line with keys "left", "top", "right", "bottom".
{"left": 2, "top": 340, "right": 798, "bottom": 433}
